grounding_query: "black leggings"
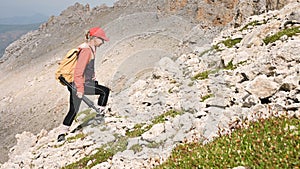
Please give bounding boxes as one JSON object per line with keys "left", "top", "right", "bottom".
{"left": 63, "top": 81, "right": 110, "bottom": 126}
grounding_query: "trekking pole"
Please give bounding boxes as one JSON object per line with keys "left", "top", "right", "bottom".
{"left": 58, "top": 75, "right": 101, "bottom": 114}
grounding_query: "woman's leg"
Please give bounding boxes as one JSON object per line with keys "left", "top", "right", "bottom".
{"left": 58, "top": 85, "right": 83, "bottom": 142}
{"left": 85, "top": 81, "right": 110, "bottom": 106}
{"left": 63, "top": 86, "right": 82, "bottom": 126}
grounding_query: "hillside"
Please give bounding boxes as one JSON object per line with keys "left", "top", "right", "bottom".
{"left": 0, "top": 24, "right": 40, "bottom": 58}
{"left": 0, "top": 0, "right": 299, "bottom": 167}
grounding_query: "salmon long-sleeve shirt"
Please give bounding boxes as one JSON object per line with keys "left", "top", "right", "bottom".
{"left": 74, "top": 43, "right": 95, "bottom": 93}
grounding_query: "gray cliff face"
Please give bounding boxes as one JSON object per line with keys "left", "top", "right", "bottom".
{"left": 0, "top": 0, "right": 299, "bottom": 166}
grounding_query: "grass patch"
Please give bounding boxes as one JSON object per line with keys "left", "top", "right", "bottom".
{"left": 240, "top": 20, "right": 267, "bottom": 31}
{"left": 212, "top": 38, "right": 243, "bottom": 51}
{"left": 66, "top": 133, "right": 86, "bottom": 142}
{"left": 126, "top": 109, "right": 183, "bottom": 138}
{"left": 126, "top": 123, "right": 152, "bottom": 138}
{"left": 192, "top": 60, "right": 247, "bottom": 81}
{"left": 74, "top": 109, "right": 94, "bottom": 123}
{"left": 156, "top": 116, "right": 300, "bottom": 168}
{"left": 146, "top": 140, "right": 165, "bottom": 149}
{"left": 106, "top": 136, "right": 129, "bottom": 154}
{"left": 212, "top": 44, "right": 221, "bottom": 51}
{"left": 152, "top": 109, "right": 183, "bottom": 124}
{"left": 129, "top": 144, "right": 143, "bottom": 153}
{"left": 76, "top": 109, "right": 92, "bottom": 117}
{"left": 62, "top": 147, "right": 113, "bottom": 169}
{"left": 222, "top": 38, "right": 242, "bottom": 48}
{"left": 224, "top": 60, "right": 247, "bottom": 71}
{"left": 263, "top": 26, "right": 300, "bottom": 45}
{"left": 224, "top": 60, "right": 236, "bottom": 70}
{"left": 200, "top": 94, "right": 214, "bottom": 102}
{"left": 191, "top": 69, "right": 218, "bottom": 80}
{"left": 62, "top": 136, "right": 128, "bottom": 169}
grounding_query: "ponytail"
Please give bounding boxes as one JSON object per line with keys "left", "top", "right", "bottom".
{"left": 85, "top": 30, "right": 91, "bottom": 42}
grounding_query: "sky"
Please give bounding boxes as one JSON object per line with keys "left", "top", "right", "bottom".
{"left": 0, "top": 0, "right": 118, "bottom": 19}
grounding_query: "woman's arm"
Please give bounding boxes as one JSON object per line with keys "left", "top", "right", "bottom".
{"left": 74, "top": 48, "right": 91, "bottom": 94}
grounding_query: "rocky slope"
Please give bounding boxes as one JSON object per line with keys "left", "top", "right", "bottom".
{"left": 0, "top": 0, "right": 299, "bottom": 167}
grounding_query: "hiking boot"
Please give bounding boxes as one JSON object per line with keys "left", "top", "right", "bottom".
{"left": 57, "top": 124, "right": 69, "bottom": 142}
{"left": 96, "top": 106, "right": 106, "bottom": 114}
{"left": 57, "top": 134, "right": 66, "bottom": 142}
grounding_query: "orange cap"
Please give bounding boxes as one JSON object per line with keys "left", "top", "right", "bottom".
{"left": 89, "top": 27, "right": 109, "bottom": 41}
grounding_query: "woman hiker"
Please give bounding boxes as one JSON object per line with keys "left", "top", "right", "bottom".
{"left": 58, "top": 27, "right": 110, "bottom": 142}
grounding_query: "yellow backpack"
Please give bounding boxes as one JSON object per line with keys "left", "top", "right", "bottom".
{"left": 55, "top": 48, "right": 81, "bottom": 85}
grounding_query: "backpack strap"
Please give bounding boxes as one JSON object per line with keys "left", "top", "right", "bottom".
{"left": 88, "top": 45, "right": 95, "bottom": 59}
{"left": 67, "top": 50, "right": 79, "bottom": 59}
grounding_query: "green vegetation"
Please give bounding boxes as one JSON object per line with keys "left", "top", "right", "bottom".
{"left": 73, "top": 109, "right": 99, "bottom": 127}
{"left": 192, "top": 60, "right": 247, "bottom": 81}
{"left": 200, "top": 94, "right": 214, "bottom": 102}
{"left": 126, "top": 123, "right": 152, "bottom": 138}
{"left": 63, "top": 147, "right": 113, "bottom": 169}
{"left": 146, "top": 140, "right": 165, "bottom": 149}
{"left": 156, "top": 116, "right": 300, "bottom": 168}
{"left": 222, "top": 38, "right": 243, "bottom": 48}
{"left": 152, "top": 109, "right": 183, "bottom": 124}
{"left": 129, "top": 144, "right": 143, "bottom": 153}
{"left": 192, "top": 37, "right": 246, "bottom": 81}
{"left": 263, "top": 26, "right": 300, "bottom": 45}
{"left": 53, "top": 133, "right": 87, "bottom": 148}
{"left": 75, "top": 109, "right": 92, "bottom": 121}
{"left": 66, "top": 133, "right": 86, "bottom": 142}
{"left": 224, "top": 60, "right": 236, "bottom": 70}
{"left": 212, "top": 44, "right": 221, "bottom": 51}
{"left": 240, "top": 20, "right": 267, "bottom": 31}
{"left": 126, "top": 109, "right": 183, "bottom": 138}
{"left": 63, "top": 136, "right": 128, "bottom": 169}
{"left": 191, "top": 70, "right": 218, "bottom": 81}
{"left": 212, "top": 38, "right": 243, "bottom": 51}
{"left": 63, "top": 109, "right": 184, "bottom": 167}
